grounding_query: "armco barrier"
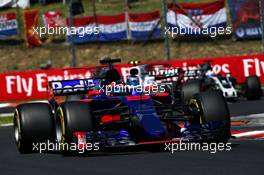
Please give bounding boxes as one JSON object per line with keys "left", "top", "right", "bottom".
{"left": 0, "top": 54, "right": 264, "bottom": 102}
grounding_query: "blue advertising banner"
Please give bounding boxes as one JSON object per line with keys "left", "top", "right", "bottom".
{"left": 228, "top": 0, "right": 261, "bottom": 39}
{"left": 0, "top": 12, "right": 18, "bottom": 38}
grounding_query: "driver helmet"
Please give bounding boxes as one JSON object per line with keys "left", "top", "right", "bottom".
{"left": 127, "top": 76, "right": 140, "bottom": 86}
{"left": 205, "top": 70, "right": 214, "bottom": 77}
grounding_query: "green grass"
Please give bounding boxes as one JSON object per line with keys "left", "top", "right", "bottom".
{"left": 0, "top": 116, "right": 13, "bottom": 126}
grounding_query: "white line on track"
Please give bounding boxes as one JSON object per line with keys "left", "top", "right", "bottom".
{"left": 0, "top": 103, "right": 14, "bottom": 108}
{"left": 0, "top": 113, "right": 13, "bottom": 118}
{"left": 232, "top": 130, "right": 264, "bottom": 138}
{"left": 231, "top": 113, "right": 264, "bottom": 119}
{"left": 0, "top": 123, "right": 13, "bottom": 127}
{"left": 0, "top": 100, "right": 48, "bottom": 108}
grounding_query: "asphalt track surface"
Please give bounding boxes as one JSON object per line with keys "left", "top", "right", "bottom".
{"left": 1, "top": 99, "right": 264, "bottom": 175}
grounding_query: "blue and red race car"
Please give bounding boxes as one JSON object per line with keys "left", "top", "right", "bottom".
{"left": 14, "top": 58, "right": 231, "bottom": 154}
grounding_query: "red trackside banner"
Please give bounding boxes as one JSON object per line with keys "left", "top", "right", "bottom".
{"left": 0, "top": 68, "right": 92, "bottom": 102}
{"left": 0, "top": 54, "right": 264, "bottom": 102}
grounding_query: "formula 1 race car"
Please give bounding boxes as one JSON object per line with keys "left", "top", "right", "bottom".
{"left": 197, "top": 64, "right": 263, "bottom": 100}
{"left": 204, "top": 74, "right": 263, "bottom": 100}
{"left": 13, "top": 58, "right": 231, "bottom": 154}
{"left": 127, "top": 61, "right": 262, "bottom": 101}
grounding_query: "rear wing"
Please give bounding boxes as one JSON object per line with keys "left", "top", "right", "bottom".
{"left": 147, "top": 66, "right": 202, "bottom": 80}
{"left": 48, "top": 79, "right": 99, "bottom": 96}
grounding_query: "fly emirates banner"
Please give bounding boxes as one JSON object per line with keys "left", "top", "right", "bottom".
{"left": 0, "top": 54, "right": 264, "bottom": 102}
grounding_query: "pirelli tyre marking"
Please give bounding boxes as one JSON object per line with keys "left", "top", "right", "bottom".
{"left": 189, "top": 98, "right": 204, "bottom": 125}
{"left": 14, "top": 109, "right": 22, "bottom": 149}
{"left": 56, "top": 107, "right": 66, "bottom": 144}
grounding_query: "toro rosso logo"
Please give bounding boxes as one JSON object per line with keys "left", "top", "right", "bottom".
{"left": 51, "top": 79, "right": 96, "bottom": 95}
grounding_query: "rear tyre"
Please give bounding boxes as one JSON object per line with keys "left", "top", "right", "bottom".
{"left": 181, "top": 79, "right": 203, "bottom": 104}
{"left": 189, "top": 91, "right": 231, "bottom": 142}
{"left": 14, "top": 103, "right": 54, "bottom": 153}
{"left": 244, "top": 76, "right": 262, "bottom": 100}
{"left": 55, "top": 101, "right": 94, "bottom": 153}
{"left": 65, "top": 95, "right": 84, "bottom": 101}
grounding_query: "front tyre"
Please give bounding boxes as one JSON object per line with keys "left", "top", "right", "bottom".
{"left": 55, "top": 101, "right": 94, "bottom": 153}
{"left": 189, "top": 91, "right": 231, "bottom": 142}
{"left": 181, "top": 79, "right": 203, "bottom": 104}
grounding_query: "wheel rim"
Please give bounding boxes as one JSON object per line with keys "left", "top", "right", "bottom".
{"left": 56, "top": 113, "right": 62, "bottom": 143}
{"left": 188, "top": 98, "right": 204, "bottom": 125}
{"left": 14, "top": 116, "right": 19, "bottom": 143}
{"left": 13, "top": 111, "right": 20, "bottom": 146}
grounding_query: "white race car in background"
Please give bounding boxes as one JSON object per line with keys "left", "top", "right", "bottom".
{"left": 207, "top": 76, "right": 238, "bottom": 99}
{"left": 203, "top": 64, "right": 262, "bottom": 101}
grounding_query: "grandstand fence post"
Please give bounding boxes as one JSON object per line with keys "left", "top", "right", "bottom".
{"left": 259, "top": 0, "right": 264, "bottom": 52}
{"left": 68, "top": 0, "right": 77, "bottom": 67}
{"left": 161, "top": 0, "right": 171, "bottom": 61}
